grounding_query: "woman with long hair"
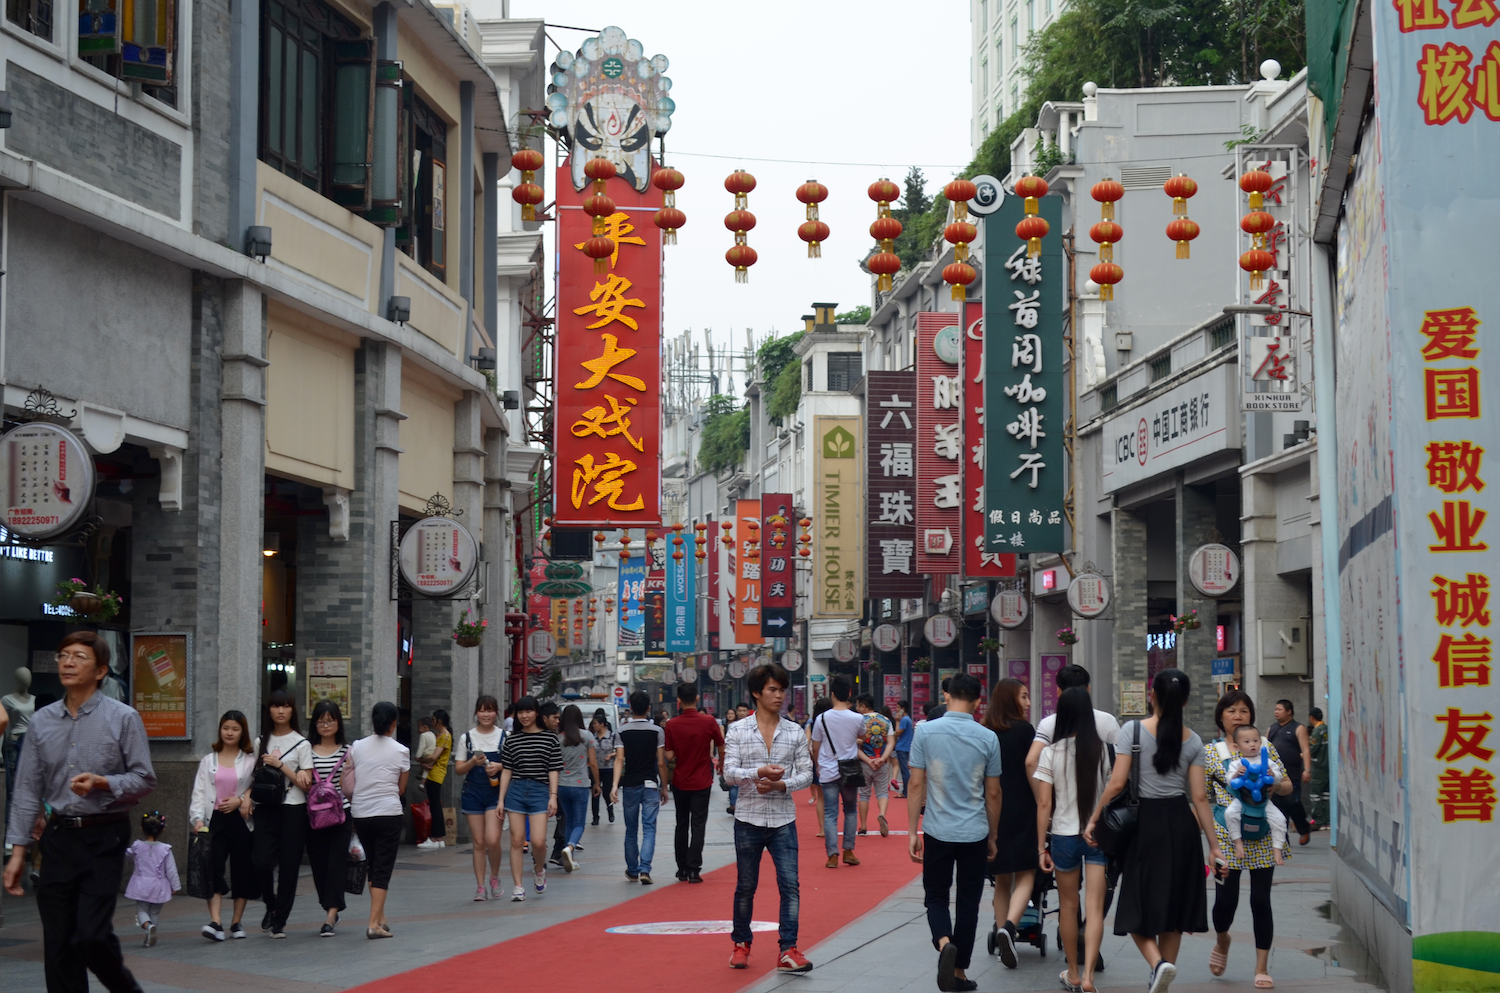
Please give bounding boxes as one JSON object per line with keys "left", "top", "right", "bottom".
{"left": 188, "top": 710, "right": 258, "bottom": 940}
{"left": 555, "top": 704, "right": 598, "bottom": 871}
{"left": 497, "top": 696, "right": 561, "bottom": 901}
{"left": 1036, "top": 686, "right": 1111, "bottom": 992}
{"left": 806, "top": 697, "right": 834, "bottom": 835}
{"left": 346, "top": 701, "right": 408, "bottom": 938}
{"left": 253, "top": 689, "right": 311, "bottom": 937}
{"left": 1085, "top": 669, "right": 1221, "bottom": 993}
{"left": 980, "top": 677, "right": 1037, "bottom": 969}
{"left": 305, "top": 701, "right": 352, "bottom": 936}
{"left": 455, "top": 696, "right": 504, "bottom": 900}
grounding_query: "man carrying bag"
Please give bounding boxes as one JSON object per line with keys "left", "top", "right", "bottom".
{"left": 810, "top": 676, "right": 865, "bottom": 868}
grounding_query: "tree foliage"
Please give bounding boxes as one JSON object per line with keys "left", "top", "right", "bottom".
{"left": 766, "top": 360, "right": 803, "bottom": 426}
{"left": 756, "top": 331, "right": 803, "bottom": 385}
{"left": 697, "top": 394, "right": 751, "bottom": 475}
{"left": 836, "top": 305, "right": 871, "bottom": 324}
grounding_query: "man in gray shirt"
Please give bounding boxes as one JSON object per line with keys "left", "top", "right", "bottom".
{"left": 4, "top": 631, "right": 156, "bottom": 993}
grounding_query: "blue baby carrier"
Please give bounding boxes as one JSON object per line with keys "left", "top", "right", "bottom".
{"left": 1228, "top": 745, "right": 1276, "bottom": 841}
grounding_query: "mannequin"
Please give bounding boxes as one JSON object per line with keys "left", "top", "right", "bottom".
{"left": 3, "top": 667, "right": 36, "bottom": 855}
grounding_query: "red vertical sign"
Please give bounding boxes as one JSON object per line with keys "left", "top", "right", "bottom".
{"left": 916, "top": 313, "right": 962, "bottom": 575}
{"left": 963, "top": 301, "right": 1017, "bottom": 578}
{"left": 760, "top": 494, "right": 795, "bottom": 638}
{"left": 554, "top": 159, "right": 662, "bottom": 526}
{"left": 733, "top": 498, "right": 763, "bottom": 646}
{"left": 705, "top": 516, "right": 720, "bottom": 648}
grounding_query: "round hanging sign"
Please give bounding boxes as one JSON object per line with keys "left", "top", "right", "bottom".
{"left": 1067, "top": 572, "right": 1111, "bottom": 618}
{"left": 1188, "top": 543, "right": 1241, "bottom": 597}
{"left": 872, "top": 623, "right": 901, "bottom": 653}
{"left": 832, "top": 637, "right": 858, "bottom": 663}
{"left": 0, "top": 422, "right": 96, "bottom": 540}
{"left": 967, "top": 174, "right": 1006, "bottom": 216}
{"left": 924, "top": 615, "right": 958, "bottom": 648}
{"left": 933, "top": 325, "right": 962, "bottom": 366}
{"left": 398, "top": 517, "right": 479, "bottom": 597}
{"left": 781, "top": 649, "right": 803, "bottom": 672}
{"left": 708, "top": 663, "right": 727, "bottom": 681}
{"left": 680, "top": 667, "right": 698, "bottom": 684}
{"left": 991, "top": 589, "right": 1029, "bottom": 629}
{"left": 527, "top": 630, "right": 556, "bottom": 662}
{"left": 728, "top": 658, "right": 749, "bottom": 679}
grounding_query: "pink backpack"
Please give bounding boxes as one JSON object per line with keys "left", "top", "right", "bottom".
{"left": 307, "top": 749, "right": 350, "bottom": 830}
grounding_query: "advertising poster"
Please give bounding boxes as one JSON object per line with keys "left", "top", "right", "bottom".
{"left": 760, "top": 493, "right": 795, "bottom": 638}
{"left": 644, "top": 572, "right": 666, "bottom": 656}
{"left": 967, "top": 663, "right": 990, "bottom": 710}
{"left": 866, "top": 371, "right": 924, "bottom": 597}
{"left": 617, "top": 554, "right": 647, "bottom": 648}
{"left": 1038, "top": 655, "right": 1067, "bottom": 721}
{"left": 307, "top": 657, "right": 351, "bottom": 717}
{"left": 666, "top": 540, "right": 695, "bottom": 652}
{"left": 916, "top": 313, "right": 962, "bottom": 575}
{"left": 130, "top": 632, "right": 190, "bottom": 739}
{"left": 962, "top": 301, "right": 1017, "bottom": 578}
{"left": 983, "top": 194, "right": 1065, "bottom": 553}
{"left": 812, "top": 416, "right": 863, "bottom": 618}
{"left": 1007, "top": 659, "right": 1032, "bottom": 719}
{"left": 910, "top": 672, "right": 930, "bottom": 713}
{"left": 883, "top": 673, "right": 903, "bottom": 710}
{"left": 733, "top": 498, "right": 763, "bottom": 646}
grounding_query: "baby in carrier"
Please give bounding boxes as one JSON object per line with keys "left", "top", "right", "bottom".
{"left": 1224, "top": 724, "right": 1288, "bottom": 865}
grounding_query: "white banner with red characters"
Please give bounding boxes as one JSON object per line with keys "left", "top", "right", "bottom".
{"left": 916, "top": 312, "right": 962, "bottom": 575}
{"left": 554, "top": 159, "right": 662, "bottom": 526}
{"left": 962, "top": 302, "right": 1016, "bottom": 578}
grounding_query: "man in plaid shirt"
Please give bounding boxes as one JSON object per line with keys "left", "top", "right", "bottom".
{"left": 723, "top": 663, "right": 814, "bottom": 974}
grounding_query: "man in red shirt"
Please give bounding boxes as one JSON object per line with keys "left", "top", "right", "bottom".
{"left": 664, "top": 682, "right": 725, "bottom": 882}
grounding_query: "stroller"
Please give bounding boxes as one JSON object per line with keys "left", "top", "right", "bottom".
{"left": 987, "top": 847, "right": 1116, "bottom": 973}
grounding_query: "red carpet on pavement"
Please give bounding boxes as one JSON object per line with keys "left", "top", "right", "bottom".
{"left": 346, "top": 796, "right": 920, "bottom": 993}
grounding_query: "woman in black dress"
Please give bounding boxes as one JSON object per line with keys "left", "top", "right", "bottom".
{"left": 981, "top": 677, "right": 1037, "bottom": 968}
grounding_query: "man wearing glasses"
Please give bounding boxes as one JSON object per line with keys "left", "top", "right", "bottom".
{"left": 4, "top": 631, "right": 157, "bottom": 993}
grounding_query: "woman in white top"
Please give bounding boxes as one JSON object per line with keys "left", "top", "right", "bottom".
{"left": 455, "top": 695, "right": 505, "bottom": 900}
{"left": 253, "top": 689, "right": 312, "bottom": 938}
{"left": 347, "top": 701, "right": 409, "bottom": 939}
{"left": 1035, "top": 687, "right": 1112, "bottom": 993}
{"left": 188, "top": 710, "right": 258, "bottom": 941}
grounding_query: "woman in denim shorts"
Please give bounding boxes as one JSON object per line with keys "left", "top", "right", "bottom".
{"left": 496, "top": 696, "right": 562, "bottom": 902}
{"left": 456, "top": 696, "right": 505, "bottom": 901}
{"left": 1035, "top": 687, "right": 1112, "bottom": 993}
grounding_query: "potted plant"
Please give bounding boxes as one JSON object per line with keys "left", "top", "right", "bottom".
{"left": 910, "top": 656, "right": 931, "bottom": 672}
{"left": 52, "top": 578, "right": 123, "bottom": 623}
{"left": 1056, "top": 626, "right": 1079, "bottom": 646}
{"left": 453, "top": 608, "right": 487, "bottom": 648}
{"left": 867, "top": 659, "right": 882, "bottom": 676}
{"left": 979, "top": 636, "right": 1000, "bottom": 656}
{"left": 1170, "top": 610, "right": 1201, "bottom": 634}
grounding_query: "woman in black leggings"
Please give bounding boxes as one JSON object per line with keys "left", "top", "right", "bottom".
{"left": 1205, "top": 690, "right": 1293, "bottom": 989}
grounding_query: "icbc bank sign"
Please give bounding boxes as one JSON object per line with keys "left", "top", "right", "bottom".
{"left": 1101, "top": 363, "right": 1238, "bottom": 494}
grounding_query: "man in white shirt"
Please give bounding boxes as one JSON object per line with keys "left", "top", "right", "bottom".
{"left": 810, "top": 676, "right": 865, "bottom": 867}
{"left": 1024, "top": 664, "right": 1120, "bottom": 783}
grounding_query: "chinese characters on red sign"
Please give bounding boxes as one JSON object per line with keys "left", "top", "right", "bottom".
{"left": 1396, "top": 0, "right": 1500, "bottom": 124}
{"left": 961, "top": 302, "right": 1016, "bottom": 578}
{"left": 916, "top": 313, "right": 962, "bottom": 575}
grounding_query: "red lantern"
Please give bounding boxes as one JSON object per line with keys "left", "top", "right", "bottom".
{"left": 583, "top": 158, "right": 617, "bottom": 254}
{"left": 944, "top": 178, "right": 978, "bottom": 217}
{"left": 510, "top": 147, "right": 545, "bottom": 221}
{"left": 725, "top": 170, "right": 757, "bottom": 283}
{"left": 868, "top": 251, "right": 902, "bottom": 291}
{"left": 797, "top": 180, "right": 829, "bottom": 258}
{"left": 1016, "top": 215, "right": 1050, "bottom": 260}
{"left": 1165, "top": 218, "right": 1200, "bottom": 259}
{"left": 585, "top": 157, "right": 618, "bottom": 184}
{"left": 1014, "top": 175, "right": 1049, "bottom": 215}
{"left": 654, "top": 206, "right": 686, "bottom": 244}
{"left": 1239, "top": 169, "right": 1274, "bottom": 209}
{"left": 1163, "top": 173, "right": 1197, "bottom": 216}
{"left": 942, "top": 262, "right": 977, "bottom": 301}
{"left": 583, "top": 192, "right": 616, "bottom": 220}
{"left": 511, "top": 148, "right": 543, "bottom": 174}
{"left": 1091, "top": 178, "right": 1123, "bottom": 219}
{"left": 868, "top": 178, "right": 903, "bottom": 291}
{"left": 944, "top": 221, "right": 977, "bottom": 246}
{"left": 1090, "top": 262, "right": 1123, "bottom": 301}
{"left": 582, "top": 235, "right": 615, "bottom": 273}
{"left": 1240, "top": 210, "right": 1275, "bottom": 237}
{"left": 869, "top": 215, "right": 903, "bottom": 244}
{"left": 653, "top": 167, "right": 685, "bottom": 193}
{"left": 943, "top": 202, "right": 978, "bottom": 299}
{"left": 1240, "top": 248, "right": 1275, "bottom": 291}
{"left": 652, "top": 166, "right": 685, "bottom": 246}
{"left": 1089, "top": 220, "right": 1122, "bottom": 263}
{"left": 867, "top": 178, "right": 900, "bottom": 207}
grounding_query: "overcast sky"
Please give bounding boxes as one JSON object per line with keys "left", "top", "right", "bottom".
{"left": 473, "top": 0, "right": 973, "bottom": 368}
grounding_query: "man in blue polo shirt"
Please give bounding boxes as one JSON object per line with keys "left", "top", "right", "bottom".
{"left": 906, "top": 672, "right": 1000, "bottom": 993}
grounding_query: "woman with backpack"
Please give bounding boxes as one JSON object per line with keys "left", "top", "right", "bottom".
{"left": 304, "top": 700, "right": 352, "bottom": 937}
{"left": 456, "top": 695, "right": 505, "bottom": 900}
{"left": 252, "top": 689, "right": 312, "bottom": 938}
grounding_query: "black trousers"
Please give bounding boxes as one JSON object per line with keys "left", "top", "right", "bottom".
{"left": 36, "top": 818, "right": 142, "bottom": 993}
{"left": 1271, "top": 782, "right": 1312, "bottom": 836}
{"left": 424, "top": 779, "right": 446, "bottom": 838}
{"left": 208, "top": 810, "right": 259, "bottom": 900}
{"left": 922, "top": 835, "right": 989, "bottom": 971}
{"left": 551, "top": 802, "right": 568, "bottom": 861}
{"left": 305, "top": 819, "right": 351, "bottom": 912}
{"left": 593, "top": 768, "right": 615, "bottom": 820}
{"left": 254, "top": 803, "right": 309, "bottom": 926}
{"left": 671, "top": 785, "right": 711, "bottom": 873}
{"left": 1212, "top": 866, "right": 1275, "bottom": 949}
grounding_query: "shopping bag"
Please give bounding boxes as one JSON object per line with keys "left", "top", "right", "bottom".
{"left": 184, "top": 830, "right": 214, "bottom": 900}
{"left": 345, "top": 857, "right": 367, "bottom": 896}
{"left": 411, "top": 800, "right": 432, "bottom": 844}
{"left": 443, "top": 807, "right": 457, "bottom": 840}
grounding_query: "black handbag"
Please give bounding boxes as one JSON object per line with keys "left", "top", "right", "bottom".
{"left": 821, "top": 712, "right": 866, "bottom": 788}
{"left": 1095, "top": 721, "right": 1141, "bottom": 860}
{"left": 250, "top": 737, "right": 307, "bottom": 806}
{"left": 184, "top": 830, "right": 214, "bottom": 900}
{"left": 344, "top": 857, "right": 367, "bottom": 896}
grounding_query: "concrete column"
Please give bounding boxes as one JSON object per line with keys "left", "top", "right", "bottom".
{"left": 373, "top": 3, "right": 398, "bottom": 312}
{"left": 1240, "top": 470, "right": 1309, "bottom": 712}
{"left": 482, "top": 426, "right": 510, "bottom": 703}
{"left": 483, "top": 152, "right": 499, "bottom": 338}
{"left": 442, "top": 391, "right": 486, "bottom": 729}
{"left": 459, "top": 81, "right": 475, "bottom": 362}
{"left": 1111, "top": 506, "right": 1148, "bottom": 716}
{"left": 1175, "top": 477, "right": 1220, "bottom": 730}
{"left": 228, "top": 0, "right": 259, "bottom": 248}
{"left": 218, "top": 280, "right": 267, "bottom": 721}
{"left": 363, "top": 341, "right": 403, "bottom": 716}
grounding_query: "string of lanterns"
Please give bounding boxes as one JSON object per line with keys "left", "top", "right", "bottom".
{"left": 652, "top": 165, "right": 685, "bottom": 246}
{"left": 1164, "top": 172, "right": 1200, "bottom": 259}
{"left": 510, "top": 146, "right": 544, "bottom": 221}
{"left": 1014, "top": 174, "right": 1050, "bottom": 259}
{"left": 796, "top": 180, "right": 829, "bottom": 258}
{"left": 1088, "top": 178, "right": 1122, "bottom": 301}
{"left": 942, "top": 178, "right": 977, "bottom": 301}
{"left": 581, "top": 157, "right": 617, "bottom": 274}
{"left": 725, "top": 170, "right": 758, "bottom": 283}
{"left": 1238, "top": 168, "right": 1276, "bottom": 290}
{"left": 867, "top": 178, "right": 903, "bottom": 292}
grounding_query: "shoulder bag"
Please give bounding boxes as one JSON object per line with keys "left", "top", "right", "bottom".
{"left": 1094, "top": 720, "right": 1140, "bottom": 860}
{"left": 250, "top": 737, "right": 307, "bottom": 806}
{"left": 820, "top": 711, "right": 866, "bottom": 789}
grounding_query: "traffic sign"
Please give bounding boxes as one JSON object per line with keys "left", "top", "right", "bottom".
{"left": 612, "top": 685, "right": 627, "bottom": 701}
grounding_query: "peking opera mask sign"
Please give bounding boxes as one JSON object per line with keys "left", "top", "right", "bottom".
{"left": 555, "top": 158, "right": 663, "bottom": 526}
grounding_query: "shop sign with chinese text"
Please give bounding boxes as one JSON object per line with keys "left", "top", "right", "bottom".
{"left": 1188, "top": 544, "right": 1240, "bottom": 598}
{"left": 398, "top": 517, "right": 479, "bottom": 597}
{"left": 1100, "top": 362, "right": 1239, "bottom": 494}
{"left": 865, "top": 372, "right": 922, "bottom": 597}
{"left": 991, "top": 588, "right": 1029, "bottom": 629}
{"left": 924, "top": 614, "right": 957, "bottom": 648}
{"left": 554, "top": 159, "right": 663, "bottom": 526}
{"left": 917, "top": 313, "right": 962, "bottom": 574}
{"left": 734, "top": 499, "right": 764, "bottom": 645}
{"left": 1240, "top": 146, "right": 1304, "bottom": 413}
{"left": 761, "top": 493, "right": 795, "bottom": 637}
{"left": 1, "top": 422, "right": 95, "bottom": 540}
{"left": 873, "top": 623, "right": 901, "bottom": 652}
{"left": 644, "top": 572, "right": 666, "bottom": 656}
{"left": 666, "top": 540, "right": 696, "bottom": 652}
{"left": 813, "top": 416, "right": 863, "bottom": 618}
{"left": 962, "top": 302, "right": 1017, "bottom": 578}
{"left": 983, "top": 194, "right": 1065, "bottom": 552}
{"left": 617, "top": 553, "right": 647, "bottom": 648}
{"left": 1067, "top": 572, "right": 1111, "bottom": 618}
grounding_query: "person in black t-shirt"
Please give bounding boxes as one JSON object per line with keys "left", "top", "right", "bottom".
{"left": 611, "top": 691, "right": 668, "bottom": 884}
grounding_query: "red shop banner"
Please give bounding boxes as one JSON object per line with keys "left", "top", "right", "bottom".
{"left": 760, "top": 493, "right": 795, "bottom": 638}
{"left": 554, "top": 158, "right": 663, "bottom": 526}
{"left": 916, "top": 312, "right": 962, "bottom": 575}
{"left": 963, "top": 301, "right": 1017, "bottom": 578}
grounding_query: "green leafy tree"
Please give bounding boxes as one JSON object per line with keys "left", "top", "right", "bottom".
{"left": 697, "top": 395, "right": 751, "bottom": 475}
{"left": 756, "top": 331, "right": 803, "bottom": 385}
{"left": 766, "top": 360, "right": 803, "bottom": 425}
{"left": 835, "top": 305, "right": 870, "bottom": 324}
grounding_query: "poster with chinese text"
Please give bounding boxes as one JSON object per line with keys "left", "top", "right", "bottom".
{"left": 866, "top": 372, "right": 923, "bottom": 598}
{"left": 733, "top": 499, "right": 763, "bottom": 646}
{"left": 963, "top": 301, "right": 1017, "bottom": 578}
{"left": 760, "top": 493, "right": 796, "bottom": 638}
{"left": 917, "top": 313, "right": 962, "bottom": 574}
{"left": 130, "top": 632, "right": 190, "bottom": 739}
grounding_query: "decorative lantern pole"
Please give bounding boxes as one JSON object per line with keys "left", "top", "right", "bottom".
{"left": 510, "top": 147, "right": 545, "bottom": 221}
{"left": 694, "top": 522, "right": 708, "bottom": 563}
{"left": 1014, "top": 175, "right": 1050, "bottom": 259}
{"left": 867, "top": 178, "right": 903, "bottom": 292}
{"left": 796, "top": 180, "right": 830, "bottom": 258}
{"left": 618, "top": 530, "right": 632, "bottom": 561}
{"left": 942, "top": 178, "right": 977, "bottom": 301}
{"left": 725, "top": 170, "right": 758, "bottom": 283}
{"left": 670, "top": 523, "right": 685, "bottom": 562}
{"left": 582, "top": 157, "right": 618, "bottom": 273}
{"left": 1087, "top": 177, "right": 1123, "bottom": 299}
{"left": 1164, "top": 172, "right": 1201, "bottom": 261}
{"left": 797, "top": 517, "right": 813, "bottom": 558}
{"left": 652, "top": 166, "right": 686, "bottom": 246}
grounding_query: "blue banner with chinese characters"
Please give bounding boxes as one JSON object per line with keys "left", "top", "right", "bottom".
{"left": 983, "top": 192, "right": 1065, "bottom": 553}
{"left": 617, "top": 554, "right": 647, "bottom": 648}
{"left": 666, "top": 545, "right": 695, "bottom": 652}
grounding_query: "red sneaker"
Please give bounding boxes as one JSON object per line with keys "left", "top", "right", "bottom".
{"left": 778, "top": 947, "right": 813, "bottom": 973}
{"left": 729, "top": 942, "right": 751, "bottom": 969}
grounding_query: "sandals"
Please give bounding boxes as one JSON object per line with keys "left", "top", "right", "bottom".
{"left": 1058, "top": 970, "right": 1083, "bottom": 992}
{"left": 1209, "top": 946, "right": 1228, "bottom": 976}
{"left": 1255, "top": 975, "right": 1275, "bottom": 989}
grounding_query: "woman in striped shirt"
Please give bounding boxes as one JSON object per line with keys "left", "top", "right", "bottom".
{"left": 497, "top": 696, "right": 561, "bottom": 901}
{"left": 306, "top": 701, "right": 352, "bottom": 937}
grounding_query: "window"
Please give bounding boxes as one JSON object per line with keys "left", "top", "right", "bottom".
{"left": 1027, "top": 0, "right": 1035, "bottom": 31}
{"left": 996, "top": 39, "right": 1003, "bottom": 82}
{"left": 1150, "top": 354, "right": 1172, "bottom": 382}
{"left": 1009, "top": 16, "right": 1017, "bottom": 58}
{"left": 827, "top": 353, "right": 862, "bottom": 392}
{"left": 74, "top": 0, "right": 179, "bottom": 105}
{"left": 1210, "top": 315, "right": 1237, "bottom": 351}
{"left": 399, "top": 93, "right": 449, "bottom": 278}
{"left": 6, "top": 0, "right": 52, "bottom": 42}
{"left": 981, "top": 119, "right": 990, "bottom": 139}
{"left": 979, "top": 0, "right": 987, "bottom": 32}
{"left": 980, "top": 58, "right": 988, "bottom": 97}
{"left": 1100, "top": 383, "right": 1118, "bottom": 411}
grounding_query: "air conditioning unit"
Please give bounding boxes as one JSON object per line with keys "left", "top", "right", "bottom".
{"left": 1259, "top": 621, "right": 1307, "bottom": 675}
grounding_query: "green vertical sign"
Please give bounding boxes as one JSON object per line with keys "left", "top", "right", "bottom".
{"left": 983, "top": 192, "right": 1065, "bottom": 553}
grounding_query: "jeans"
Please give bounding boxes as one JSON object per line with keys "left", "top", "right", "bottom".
{"left": 621, "top": 785, "right": 660, "bottom": 875}
{"left": 424, "top": 778, "right": 446, "bottom": 838}
{"left": 732, "top": 819, "right": 800, "bottom": 951}
{"left": 558, "top": 786, "right": 590, "bottom": 848}
{"left": 671, "top": 786, "right": 711, "bottom": 874}
{"left": 821, "top": 781, "right": 858, "bottom": 855}
{"left": 895, "top": 750, "right": 910, "bottom": 793}
{"left": 728, "top": 784, "right": 739, "bottom": 808}
{"left": 36, "top": 818, "right": 144, "bottom": 993}
{"left": 921, "top": 835, "right": 989, "bottom": 970}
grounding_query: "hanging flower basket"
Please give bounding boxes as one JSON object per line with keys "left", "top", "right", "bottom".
{"left": 867, "top": 661, "right": 882, "bottom": 676}
{"left": 1170, "top": 610, "right": 1201, "bottom": 635}
{"left": 910, "top": 656, "right": 931, "bottom": 672}
{"left": 53, "top": 579, "right": 122, "bottom": 624}
{"left": 1056, "top": 627, "right": 1079, "bottom": 646}
{"left": 453, "top": 608, "right": 487, "bottom": 648}
{"left": 979, "top": 637, "right": 1000, "bottom": 655}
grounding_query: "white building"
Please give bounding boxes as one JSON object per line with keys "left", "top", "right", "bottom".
{"left": 971, "top": 0, "right": 1071, "bottom": 148}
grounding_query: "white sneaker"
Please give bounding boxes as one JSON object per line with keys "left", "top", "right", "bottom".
{"left": 560, "top": 846, "right": 578, "bottom": 872}
{"left": 416, "top": 839, "right": 445, "bottom": 850}
{"left": 510, "top": 885, "right": 526, "bottom": 902}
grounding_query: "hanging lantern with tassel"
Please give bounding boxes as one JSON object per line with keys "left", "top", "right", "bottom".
{"left": 942, "top": 178, "right": 977, "bottom": 301}
{"left": 1163, "top": 173, "right": 1197, "bottom": 215}
{"left": 1089, "top": 221, "right": 1122, "bottom": 263}
{"left": 1239, "top": 168, "right": 1274, "bottom": 209}
{"left": 694, "top": 522, "right": 708, "bottom": 562}
{"left": 796, "top": 180, "right": 829, "bottom": 258}
{"left": 797, "top": 517, "right": 813, "bottom": 558}
{"left": 582, "top": 158, "right": 617, "bottom": 273}
{"left": 725, "top": 170, "right": 758, "bottom": 283}
{"left": 1014, "top": 175, "right": 1050, "bottom": 259}
{"left": 618, "top": 530, "right": 631, "bottom": 561}
{"left": 720, "top": 520, "right": 734, "bottom": 548}
{"left": 1014, "top": 174, "right": 1049, "bottom": 215}
{"left": 867, "top": 178, "right": 903, "bottom": 292}
{"left": 671, "top": 523, "right": 685, "bottom": 562}
{"left": 1091, "top": 177, "right": 1123, "bottom": 220}
{"left": 1166, "top": 218, "right": 1200, "bottom": 259}
{"left": 1090, "top": 262, "right": 1123, "bottom": 302}
{"left": 1240, "top": 249, "right": 1275, "bottom": 291}
{"left": 652, "top": 166, "right": 686, "bottom": 246}
{"left": 511, "top": 147, "right": 545, "bottom": 222}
